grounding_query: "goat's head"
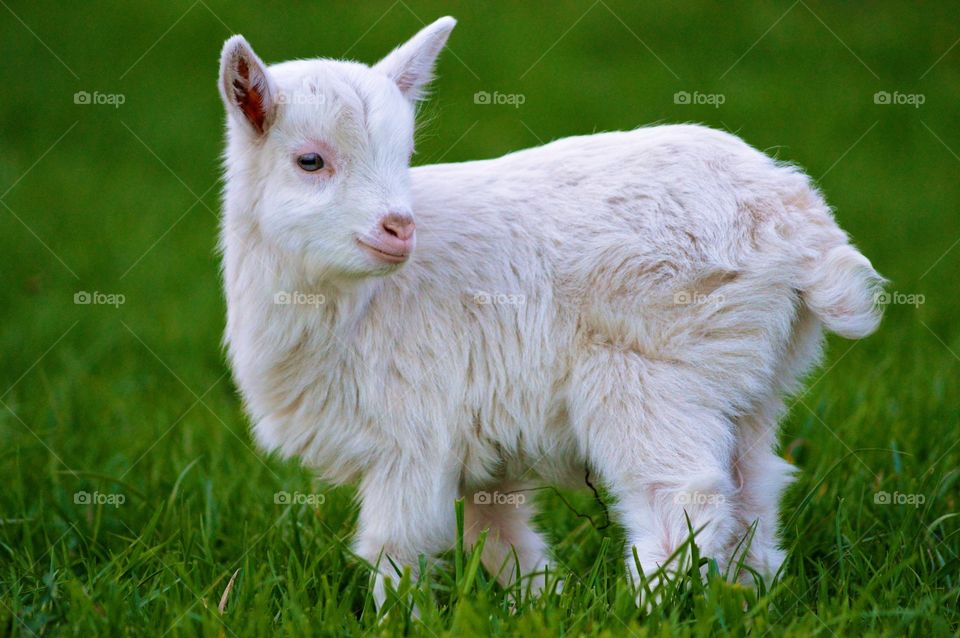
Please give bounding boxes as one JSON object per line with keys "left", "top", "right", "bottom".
{"left": 218, "top": 17, "right": 455, "bottom": 279}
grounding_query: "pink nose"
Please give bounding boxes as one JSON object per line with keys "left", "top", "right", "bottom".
{"left": 380, "top": 212, "right": 415, "bottom": 241}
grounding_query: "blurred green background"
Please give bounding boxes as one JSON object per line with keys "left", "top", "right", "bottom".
{"left": 1, "top": 1, "right": 958, "bottom": 635}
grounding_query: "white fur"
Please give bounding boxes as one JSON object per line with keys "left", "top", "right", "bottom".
{"left": 217, "top": 18, "right": 884, "bottom": 608}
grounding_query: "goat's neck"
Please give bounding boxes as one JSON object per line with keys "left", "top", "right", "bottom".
{"left": 225, "top": 221, "right": 378, "bottom": 344}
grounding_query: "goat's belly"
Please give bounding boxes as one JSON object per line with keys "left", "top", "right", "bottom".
{"left": 457, "top": 382, "right": 584, "bottom": 488}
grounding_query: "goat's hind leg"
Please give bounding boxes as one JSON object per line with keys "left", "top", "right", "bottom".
{"left": 463, "top": 483, "right": 554, "bottom": 596}
{"left": 728, "top": 415, "right": 795, "bottom": 585}
{"left": 570, "top": 348, "right": 740, "bottom": 603}
{"left": 729, "top": 308, "right": 822, "bottom": 584}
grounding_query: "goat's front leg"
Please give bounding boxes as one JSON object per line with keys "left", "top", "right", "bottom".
{"left": 354, "top": 451, "right": 460, "bottom": 613}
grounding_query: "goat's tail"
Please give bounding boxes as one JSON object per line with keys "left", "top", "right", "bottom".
{"left": 800, "top": 237, "right": 886, "bottom": 340}
{"left": 779, "top": 175, "right": 886, "bottom": 340}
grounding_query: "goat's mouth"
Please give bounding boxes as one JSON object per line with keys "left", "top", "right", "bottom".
{"left": 355, "top": 237, "right": 410, "bottom": 265}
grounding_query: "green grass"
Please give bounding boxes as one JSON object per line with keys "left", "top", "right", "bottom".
{"left": 1, "top": 1, "right": 959, "bottom": 635}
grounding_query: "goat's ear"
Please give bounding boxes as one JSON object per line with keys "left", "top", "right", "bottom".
{"left": 219, "top": 35, "right": 277, "bottom": 135}
{"left": 373, "top": 16, "right": 456, "bottom": 102}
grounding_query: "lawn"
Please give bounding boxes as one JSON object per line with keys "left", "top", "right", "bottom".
{"left": 1, "top": 1, "right": 958, "bottom": 635}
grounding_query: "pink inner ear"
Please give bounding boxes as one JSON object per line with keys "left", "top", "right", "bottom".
{"left": 394, "top": 69, "right": 418, "bottom": 95}
{"left": 232, "top": 57, "right": 267, "bottom": 134}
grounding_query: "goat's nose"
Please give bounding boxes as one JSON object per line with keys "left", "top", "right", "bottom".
{"left": 380, "top": 212, "right": 415, "bottom": 241}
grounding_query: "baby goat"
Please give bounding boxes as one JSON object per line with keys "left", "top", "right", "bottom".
{"left": 218, "top": 17, "right": 883, "bottom": 608}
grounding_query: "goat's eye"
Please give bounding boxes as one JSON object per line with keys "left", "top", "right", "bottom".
{"left": 297, "top": 153, "right": 324, "bottom": 172}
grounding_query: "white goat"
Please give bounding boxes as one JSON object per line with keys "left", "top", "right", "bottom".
{"left": 217, "top": 17, "right": 884, "bottom": 608}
